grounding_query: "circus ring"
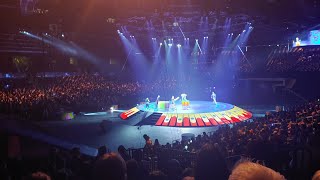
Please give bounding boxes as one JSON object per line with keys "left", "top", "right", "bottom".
{"left": 120, "top": 101, "right": 252, "bottom": 127}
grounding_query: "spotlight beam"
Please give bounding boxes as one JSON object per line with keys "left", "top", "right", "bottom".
{"left": 237, "top": 45, "right": 253, "bottom": 68}
{"left": 120, "top": 46, "right": 134, "bottom": 73}
{"left": 196, "top": 42, "right": 202, "bottom": 53}
{"left": 178, "top": 25, "right": 186, "bottom": 39}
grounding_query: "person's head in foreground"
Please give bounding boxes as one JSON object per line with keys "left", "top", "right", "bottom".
{"left": 312, "top": 170, "right": 320, "bottom": 180}
{"left": 228, "top": 160, "right": 285, "bottom": 180}
{"left": 92, "top": 152, "right": 126, "bottom": 180}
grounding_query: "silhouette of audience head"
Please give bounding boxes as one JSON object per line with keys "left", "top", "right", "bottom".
{"left": 148, "top": 170, "right": 167, "bottom": 180}
{"left": 195, "top": 143, "right": 229, "bottom": 180}
{"left": 92, "top": 152, "right": 126, "bottom": 180}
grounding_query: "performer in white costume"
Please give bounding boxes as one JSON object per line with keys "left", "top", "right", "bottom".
{"left": 211, "top": 91, "right": 217, "bottom": 105}
{"left": 170, "top": 96, "right": 180, "bottom": 111}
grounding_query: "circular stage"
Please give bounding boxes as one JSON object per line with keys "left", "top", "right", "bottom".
{"left": 137, "top": 101, "right": 234, "bottom": 114}
{"left": 121, "top": 101, "right": 253, "bottom": 127}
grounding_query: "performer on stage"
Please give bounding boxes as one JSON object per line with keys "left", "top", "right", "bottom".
{"left": 156, "top": 95, "right": 160, "bottom": 106}
{"left": 211, "top": 91, "right": 217, "bottom": 105}
{"left": 170, "top": 96, "right": 179, "bottom": 111}
{"left": 145, "top": 98, "right": 150, "bottom": 109}
{"left": 155, "top": 95, "right": 160, "bottom": 110}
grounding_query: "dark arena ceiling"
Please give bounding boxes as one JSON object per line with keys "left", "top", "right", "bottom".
{"left": 0, "top": 0, "right": 320, "bottom": 52}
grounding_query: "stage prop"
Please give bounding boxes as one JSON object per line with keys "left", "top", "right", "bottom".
{"left": 157, "top": 101, "right": 170, "bottom": 110}
{"left": 62, "top": 112, "right": 75, "bottom": 120}
{"left": 120, "top": 107, "right": 140, "bottom": 120}
{"left": 181, "top": 94, "right": 190, "bottom": 109}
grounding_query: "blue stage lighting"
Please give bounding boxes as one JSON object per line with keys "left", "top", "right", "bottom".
{"left": 168, "top": 43, "right": 173, "bottom": 47}
{"left": 160, "top": 43, "right": 163, "bottom": 46}
{"left": 196, "top": 39, "right": 198, "bottom": 41}
{"left": 117, "top": 30, "right": 120, "bottom": 33}
{"left": 177, "top": 44, "right": 181, "bottom": 48}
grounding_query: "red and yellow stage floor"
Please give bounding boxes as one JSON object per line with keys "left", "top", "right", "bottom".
{"left": 120, "top": 101, "right": 252, "bottom": 127}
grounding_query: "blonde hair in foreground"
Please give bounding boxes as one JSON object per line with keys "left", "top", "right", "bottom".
{"left": 313, "top": 170, "right": 320, "bottom": 180}
{"left": 229, "top": 160, "right": 286, "bottom": 180}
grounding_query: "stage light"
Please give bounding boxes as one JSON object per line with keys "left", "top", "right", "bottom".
{"left": 61, "top": 33, "right": 65, "bottom": 37}
{"left": 231, "top": 33, "right": 233, "bottom": 35}
{"left": 168, "top": 43, "right": 173, "bottom": 47}
{"left": 160, "top": 43, "right": 162, "bottom": 46}
{"left": 243, "top": 30, "right": 246, "bottom": 32}
{"left": 177, "top": 44, "right": 181, "bottom": 48}
{"left": 117, "top": 30, "right": 120, "bottom": 33}
{"left": 196, "top": 39, "right": 198, "bottom": 41}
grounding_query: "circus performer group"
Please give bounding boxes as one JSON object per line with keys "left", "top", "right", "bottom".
{"left": 144, "top": 90, "right": 217, "bottom": 111}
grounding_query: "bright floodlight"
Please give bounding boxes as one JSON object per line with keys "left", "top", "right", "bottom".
{"left": 168, "top": 43, "right": 173, "bottom": 47}
{"left": 177, "top": 44, "right": 181, "bottom": 48}
{"left": 160, "top": 43, "right": 163, "bottom": 46}
{"left": 117, "top": 30, "right": 120, "bottom": 33}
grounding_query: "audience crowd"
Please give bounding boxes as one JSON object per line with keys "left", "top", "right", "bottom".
{"left": 267, "top": 47, "right": 320, "bottom": 72}
{"left": 1, "top": 100, "right": 320, "bottom": 180}
{"left": 0, "top": 75, "right": 180, "bottom": 120}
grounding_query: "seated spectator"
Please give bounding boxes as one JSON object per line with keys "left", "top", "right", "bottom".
{"left": 148, "top": 170, "right": 167, "bottom": 180}
{"left": 181, "top": 168, "right": 194, "bottom": 180}
{"left": 228, "top": 160, "right": 285, "bottom": 180}
{"left": 165, "top": 159, "right": 182, "bottom": 180}
{"left": 96, "top": 145, "right": 108, "bottom": 160}
{"left": 30, "top": 171, "right": 51, "bottom": 180}
{"left": 126, "top": 159, "right": 145, "bottom": 180}
{"left": 118, "top": 145, "right": 131, "bottom": 162}
{"left": 92, "top": 152, "right": 126, "bottom": 180}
